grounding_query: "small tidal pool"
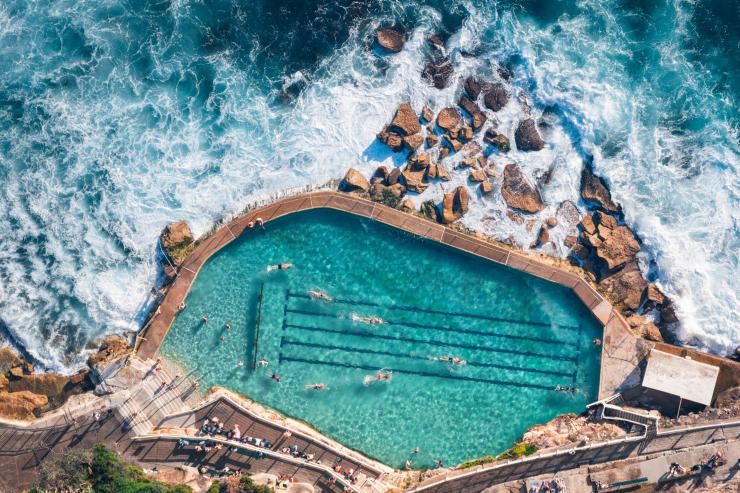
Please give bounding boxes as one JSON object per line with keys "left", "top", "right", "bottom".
{"left": 160, "top": 208, "right": 602, "bottom": 468}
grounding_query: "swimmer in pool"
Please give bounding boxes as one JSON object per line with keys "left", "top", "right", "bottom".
{"left": 201, "top": 316, "right": 208, "bottom": 324}
{"left": 225, "top": 322, "right": 232, "bottom": 330}
{"left": 433, "top": 356, "right": 467, "bottom": 366}
{"left": 267, "top": 263, "right": 293, "bottom": 272}
{"left": 304, "top": 383, "right": 328, "bottom": 390}
{"left": 351, "top": 313, "right": 385, "bottom": 325}
{"left": 270, "top": 373, "right": 282, "bottom": 383}
{"left": 308, "top": 290, "right": 333, "bottom": 302}
{"left": 363, "top": 369, "right": 392, "bottom": 386}
{"left": 257, "top": 359, "right": 269, "bottom": 367}
{"left": 237, "top": 360, "right": 244, "bottom": 367}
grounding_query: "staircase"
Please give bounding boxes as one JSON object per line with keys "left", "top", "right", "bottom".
{"left": 588, "top": 394, "right": 658, "bottom": 436}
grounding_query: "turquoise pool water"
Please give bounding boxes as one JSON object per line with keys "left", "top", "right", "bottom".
{"left": 160, "top": 209, "right": 602, "bottom": 468}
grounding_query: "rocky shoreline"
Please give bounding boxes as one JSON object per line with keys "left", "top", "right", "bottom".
{"left": 346, "top": 28, "right": 689, "bottom": 348}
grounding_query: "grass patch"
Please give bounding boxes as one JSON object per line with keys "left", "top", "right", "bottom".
{"left": 459, "top": 455, "right": 496, "bottom": 469}
{"left": 497, "top": 442, "right": 537, "bottom": 460}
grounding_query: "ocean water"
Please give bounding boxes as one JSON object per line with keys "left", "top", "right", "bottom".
{"left": 0, "top": 0, "right": 737, "bottom": 371}
{"left": 159, "top": 209, "right": 603, "bottom": 467}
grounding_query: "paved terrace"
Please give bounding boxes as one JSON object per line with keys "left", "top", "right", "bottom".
{"left": 136, "top": 190, "right": 739, "bottom": 400}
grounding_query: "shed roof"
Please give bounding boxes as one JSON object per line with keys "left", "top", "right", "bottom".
{"left": 642, "top": 349, "right": 719, "bottom": 406}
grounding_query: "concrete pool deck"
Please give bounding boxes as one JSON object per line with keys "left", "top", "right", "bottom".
{"left": 135, "top": 190, "right": 739, "bottom": 401}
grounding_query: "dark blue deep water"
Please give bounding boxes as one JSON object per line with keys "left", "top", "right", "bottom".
{"left": 0, "top": 0, "right": 737, "bottom": 370}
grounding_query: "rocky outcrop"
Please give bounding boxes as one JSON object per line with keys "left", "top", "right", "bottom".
{"left": 161, "top": 221, "right": 194, "bottom": 266}
{"left": 371, "top": 165, "right": 389, "bottom": 183}
{"left": 535, "top": 225, "right": 549, "bottom": 247}
{"left": 422, "top": 61, "right": 454, "bottom": 89}
{"left": 626, "top": 314, "right": 663, "bottom": 342}
{"left": 599, "top": 262, "right": 647, "bottom": 310}
{"left": 376, "top": 28, "right": 405, "bottom": 53}
{"left": 480, "top": 180, "right": 493, "bottom": 194}
{"left": 340, "top": 168, "right": 370, "bottom": 193}
{"left": 403, "top": 134, "right": 424, "bottom": 151}
{"left": 464, "top": 76, "right": 490, "bottom": 100}
{"left": 514, "top": 119, "right": 545, "bottom": 151}
{"left": 0, "top": 390, "right": 48, "bottom": 420}
{"left": 439, "top": 186, "right": 469, "bottom": 224}
{"left": 401, "top": 168, "right": 429, "bottom": 193}
{"left": 469, "top": 170, "right": 486, "bottom": 182}
{"left": 87, "top": 335, "right": 131, "bottom": 370}
{"left": 390, "top": 102, "right": 421, "bottom": 136}
{"left": 594, "top": 225, "right": 640, "bottom": 271}
{"left": 457, "top": 96, "right": 487, "bottom": 131}
{"left": 421, "top": 105, "right": 434, "bottom": 122}
{"left": 580, "top": 167, "right": 619, "bottom": 212}
{"left": 483, "top": 129, "right": 511, "bottom": 152}
{"left": 483, "top": 83, "right": 508, "bottom": 112}
{"left": 522, "top": 413, "right": 627, "bottom": 450}
{"left": 436, "top": 107, "right": 461, "bottom": 131}
{"left": 369, "top": 182, "right": 406, "bottom": 208}
{"left": 501, "top": 164, "right": 544, "bottom": 213}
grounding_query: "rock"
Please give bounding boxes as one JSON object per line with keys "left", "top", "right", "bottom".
{"left": 400, "top": 197, "right": 415, "bottom": 211}
{"left": 439, "top": 186, "right": 469, "bottom": 223}
{"left": 595, "top": 226, "right": 640, "bottom": 271}
{"left": 439, "top": 147, "right": 450, "bottom": 160}
{"left": 426, "top": 133, "right": 439, "bottom": 147}
{"left": 546, "top": 217, "right": 558, "bottom": 227}
{"left": 564, "top": 235, "right": 577, "bottom": 248}
{"left": 476, "top": 155, "right": 486, "bottom": 167}
{"left": 464, "top": 76, "right": 490, "bottom": 100}
{"left": 582, "top": 232, "right": 603, "bottom": 248}
{"left": 408, "top": 152, "right": 431, "bottom": 171}
{"left": 595, "top": 211, "right": 618, "bottom": 230}
{"left": 376, "top": 125, "right": 404, "bottom": 151}
{"left": 376, "top": 28, "right": 405, "bottom": 53}
{"left": 401, "top": 168, "right": 429, "bottom": 193}
{"left": 340, "top": 168, "right": 370, "bottom": 193}
{"left": 421, "top": 105, "right": 434, "bottom": 122}
{"left": 0, "top": 390, "right": 48, "bottom": 420}
{"left": 436, "top": 107, "right": 461, "bottom": 131}
{"left": 660, "top": 301, "right": 679, "bottom": 324}
{"left": 420, "top": 200, "right": 437, "bottom": 221}
{"left": 371, "top": 166, "right": 389, "bottom": 183}
{"left": 521, "top": 413, "right": 626, "bottom": 450}
{"left": 458, "top": 96, "right": 487, "bottom": 131}
{"left": 599, "top": 262, "right": 647, "bottom": 310}
{"left": 646, "top": 284, "right": 666, "bottom": 305}
{"left": 436, "top": 165, "right": 451, "bottom": 181}
{"left": 579, "top": 214, "right": 597, "bottom": 235}
{"left": 9, "top": 367, "right": 23, "bottom": 378}
{"left": 0, "top": 347, "right": 24, "bottom": 375}
{"left": 483, "top": 83, "right": 508, "bottom": 112}
{"left": 426, "top": 163, "right": 438, "bottom": 179}
{"left": 501, "top": 164, "right": 545, "bottom": 213}
{"left": 580, "top": 167, "right": 618, "bottom": 212}
{"left": 459, "top": 125, "right": 473, "bottom": 141}
{"left": 447, "top": 128, "right": 459, "bottom": 139}
{"left": 87, "top": 335, "right": 131, "bottom": 369}
{"left": 555, "top": 201, "right": 582, "bottom": 235}
{"left": 0, "top": 374, "right": 8, "bottom": 390}
{"left": 497, "top": 65, "right": 513, "bottom": 81}
{"left": 459, "top": 157, "right": 476, "bottom": 168}
{"left": 626, "top": 314, "right": 663, "bottom": 342}
{"left": 469, "top": 170, "right": 486, "bottom": 182}
{"left": 442, "top": 135, "right": 463, "bottom": 153}
{"left": 570, "top": 243, "right": 590, "bottom": 260}
{"left": 514, "top": 119, "right": 545, "bottom": 151}
{"left": 427, "top": 34, "right": 445, "bottom": 49}
{"left": 386, "top": 167, "right": 401, "bottom": 185}
{"left": 403, "top": 134, "right": 424, "bottom": 151}
{"left": 536, "top": 225, "right": 549, "bottom": 246}
{"left": 369, "top": 182, "right": 406, "bottom": 207}
{"left": 483, "top": 129, "right": 511, "bottom": 152}
{"left": 161, "top": 220, "right": 194, "bottom": 263}
{"left": 480, "top": 180, "right": 493, "bottom": 195}
{"left": 422, "top": 61, "right": 454, "bottom": 89}
{"left": 390, "top": 102, "right": 421, "bottom": 136}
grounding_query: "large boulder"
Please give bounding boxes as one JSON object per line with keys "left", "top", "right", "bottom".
{"left": 599, "top": 262, "right": 647, "bottom": 310}
{"left": 439, "top": 186, "right": 469, "bottom": 223}
{"left": 401, "top": 168, "right": 429, "bottom": 193}
{"left": 580, "top": 167, "right": 618, "bottom": 212}
{"left": 340, "top": 168, "right": 370, "bottom": 193}
{"left": 376, "top": 125, "right": 404, "bottom": 151}
{"left": 436, "top": 107, "right": 461, "bottom": 131}
{"left": 483, "top": 83, "right": 508, "bottom": 112}
{"left": 464, "top": 76, "right": 491, "bottom": 100}
{"left": 483, "top": 129, "right": 510, "bottom": 152}
{"left": 501, "top": 164, "right": 545, "bottom": 213}
{"left": 376, "top": 28, "right": 405, "bottom": 53}
{"left": 87, "top": 335, "right": 131, "bottom": 370}
{"left": 0, "top": 390, "right": 48, "bottom": 420}
{"left": 0, "top": 347, "right": 24, "bottom": 375}
{"left": 161, "top": 220, "right": 194, "bottom": 266}
{"left": 514, "top": 119, "right": 545, "bottom": 151}
{"left": 390, "top": 102, "right": 421, "bottom": 136}
{"left": 403, "top": 134, "right": 424, "bottom": 151}
{"left": 422, "top": 61, "right": 454, "bottom": 89}
{"left": 626, "top": 314, "right": 663, "bottom": 342}
{"left": 457, "top": 96, "right": 487, "bottom": 131}
{"left": 595, "top": 225, "right": 640, "bottom": 271}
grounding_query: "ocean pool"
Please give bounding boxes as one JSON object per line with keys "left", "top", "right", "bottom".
{"left": 159, "top": 208, "right": 602, "bottom": 468}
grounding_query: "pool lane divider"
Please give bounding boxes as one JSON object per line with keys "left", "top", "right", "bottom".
{"left": 284, "top": 308, "right": 573, "bottom": 346}
{"left": 280, "top": 338, "right": 576, "bottom": 378}
{"left": 251, "top": 282, "right": 265, "bottom": 371}
{"left": 277, "top": 355, "right": 560, "bottom": 391}
{"left": 286, "top": 292, "right": 580, "bottom": 332}
{"left": 283, "top": 323, "right": 578, "bottom": 363}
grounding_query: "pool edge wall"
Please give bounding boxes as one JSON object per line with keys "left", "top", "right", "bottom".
{"left": 135, "top": 190, "right": 736, "bottom": 402}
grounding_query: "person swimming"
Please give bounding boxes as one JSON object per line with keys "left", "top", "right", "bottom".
{"left": 257, "top": 359, "right": 269, "bottom": 367}
{"left": 304, "top": 383, "right": 328, "bottom": 390}
{"left": 433, "top": 356, "right": 467, "bottom": 366}
{"left": 270, "top": 373, "right": 282, "bottom": 383}
{"left": 225, "top": 322, "right": 232, "bottom": 330}
{"left": 267, "top": 263, "right": 293, "bottom": 272}
{"left": 363, "top": 369, "right": 392, "bottom": 385}
{"left": 308, "top": 290, "right": 333, "bottom": 302}
{"left": 351, "top": 313, "right": 385, "bottom": 325}
{"left": 236, "top": 360, "right": 244, "bottom": 367}
{"left": 555, "top": 385, "right": 578, "bottom": 393}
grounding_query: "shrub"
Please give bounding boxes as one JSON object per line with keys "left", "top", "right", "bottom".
{"left": 497, "top": 442, "right": 537, "bottom": 460}
{"left": 458, "top": 455, "right": 495, "bottom": 469}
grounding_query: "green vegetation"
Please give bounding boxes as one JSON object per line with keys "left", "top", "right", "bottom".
{"left": 27, "top": 444, "right": 192, "bottom": 493}
{"left": 419, "top": 200, "right": 438, "bottom": 221}
{"left": 207, "top": 476, "right": 273, "bottom": 493}
{"left": 497, "top": 442, "right": 537, "bottom": 460}
{"left": 458, "top": 455, "right": 496, "bottom": 469}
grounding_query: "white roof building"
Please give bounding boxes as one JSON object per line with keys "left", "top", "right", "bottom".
{"left": 642, "top": 349, "right": 720, "bottom": 406}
